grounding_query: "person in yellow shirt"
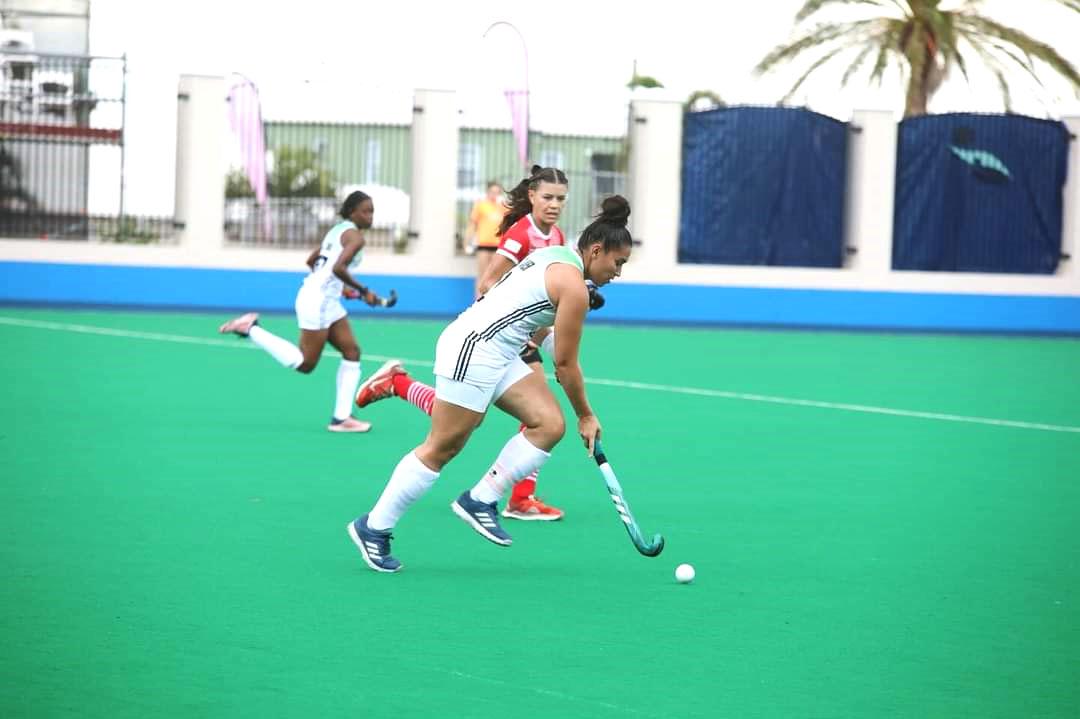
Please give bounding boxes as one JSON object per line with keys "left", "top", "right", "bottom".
{"left": 466, "top": 181, "right": 507, "bottom": 294}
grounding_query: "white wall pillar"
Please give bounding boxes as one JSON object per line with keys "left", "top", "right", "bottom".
{"left": 408, "top": 89, "right": 459, "bottom": 262}
{"left": 844, "top": 110, "right": 897, "bottom": 277}
{"left": 1061, "top": 116, "right": 1080, "bottom": 287}
{"left": 174, "top": 74, "right": 226, "bottom": 251}
{"left": 625, "top": 99, "right": 683, "bottom": 275}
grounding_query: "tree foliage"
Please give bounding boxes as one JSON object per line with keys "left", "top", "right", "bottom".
{"left": 755, "top": 0, "right": 1080, "bottom": 116}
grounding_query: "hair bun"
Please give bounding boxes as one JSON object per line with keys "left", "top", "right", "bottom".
{"left": 529, "top": 164, "right": 543, "bottom": 176}
{"left": 599, "top": 195, "right": 631, "bottom": 226}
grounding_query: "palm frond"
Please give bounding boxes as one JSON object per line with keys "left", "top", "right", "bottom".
{"left": 868, "top": 40, "right": 896, "bottom": 85}
{"left": 976, "top": 38, "right": 1045, "bottom": 87}
{"left": 840, "top": 43, "right": 878, "bottom": 86}
{"left": 964, "top": 35, "right": 1015, "bottom": 111}
{"left": 795, "top": 0, "right": 906, "bottom": 23}
{"left": 782, "top": 46, "right": 852, "bottom": 102}
{"left": 755, "top": 19, "right": 884, "bottom": 74}
{"left": 957, "top": 15, "right": 1080, "bottom": 87}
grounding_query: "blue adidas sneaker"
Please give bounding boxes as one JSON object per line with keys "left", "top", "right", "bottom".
{"left": 346, "top": 515, "right": 402, "bottom": 573}
{"left": 451, "top": 491, "right": 513, "bottom": 546}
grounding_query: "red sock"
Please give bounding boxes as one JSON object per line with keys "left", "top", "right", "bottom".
{"left": 394, "top": 374, "right": 435, "bottom": 416}
{"left": 510, "top": 424, "right": 537, "bottom": 501}
{"left": 511, "top": 474, "right": 537, "bottom": 502}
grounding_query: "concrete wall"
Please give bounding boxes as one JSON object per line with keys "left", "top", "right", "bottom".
{"left": 2, "top": 77, "right": 1079, "bottom": 333}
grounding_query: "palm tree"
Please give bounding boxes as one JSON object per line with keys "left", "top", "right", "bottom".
{"left": 754, "top": 0, "right": 1080, "bottom": 117}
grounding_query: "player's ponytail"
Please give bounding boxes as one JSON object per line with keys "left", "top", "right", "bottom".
{"left": 578, "top": 195, "right": 632, "bottom": 252}
{"left": 497, "top": 165, "right": 569, "bottom": 237}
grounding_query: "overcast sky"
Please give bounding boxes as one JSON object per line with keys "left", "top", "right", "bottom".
{"left": 86, "top": 0, "right": 1080, "bottom": 213}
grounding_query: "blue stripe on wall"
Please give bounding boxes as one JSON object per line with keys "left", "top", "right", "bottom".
{"left": 0, "top": 262, "right": 475, "bottom": 317}
{"left": 2, "top": 261, "right": 1079, "bottom": 334}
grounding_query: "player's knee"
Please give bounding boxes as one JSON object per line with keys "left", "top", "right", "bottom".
{"left": 537, "top": 410, "right": 565, "bottom": 445}
{"left": 296, "top": 358, "right": 318, "bottom": 374}
{"left": 422, "top": 437, "right": 466, "bottom": 469}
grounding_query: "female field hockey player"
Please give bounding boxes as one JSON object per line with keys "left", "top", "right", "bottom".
{"left": 346, "top": 195, "right": 634, "bottom": 572}
{"left": 354, "top": 166, "right": 591, "bottom": 520}
{"left": 218, "top": 190, "right": 384, "bottom": 433}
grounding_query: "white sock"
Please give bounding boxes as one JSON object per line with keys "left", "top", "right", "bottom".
{"left": 248, "top": 325, "right": 303, "bottom": 369}
{"left": 333, "top": 359, "right": 361, "bottom": 421}
{"left": 470, "top": 432, "right": 551, "bottom": 504}
{"left": 368, "top": 452, "right": 440, "bottom": 530}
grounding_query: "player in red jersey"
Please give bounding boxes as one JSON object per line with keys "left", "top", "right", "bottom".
{"left": 357, "top": 166, "right": 578, "bottom": 520}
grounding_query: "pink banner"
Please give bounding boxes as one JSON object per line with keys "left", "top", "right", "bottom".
{"left": 504, "top": 89, "right": 528, "bottom": 169}
{"left": 226, "top": 78, "right": 271, "bottom": 237}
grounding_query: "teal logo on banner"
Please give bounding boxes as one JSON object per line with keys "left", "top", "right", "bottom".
{"left": 949, "top": 145, "right": 1011, "bottom": 183}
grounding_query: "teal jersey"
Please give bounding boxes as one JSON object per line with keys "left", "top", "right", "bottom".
{"left": 452, "top": 245, "right": 584, "bottom": 361}
{"left": 302, "top": 220, "right": 362, "bottom": 296}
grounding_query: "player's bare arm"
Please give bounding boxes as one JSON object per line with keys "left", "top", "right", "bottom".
{"left": 334, "top": 230, "right": 377, "bottom": 305}
{"left": 476, "top": 253, "right": 515, "bottom": 296}
{"left": 529, "top": 326, "right": 552, "bottom": 347}
{"left": 547, "top": 263, "right": 599, "bottom": 453}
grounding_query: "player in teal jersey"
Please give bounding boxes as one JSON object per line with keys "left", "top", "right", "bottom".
{"left": 347, "top": 196, "right": 634, "bottom": 572}
{"left": 218, "top": 191, "right": 383, "bottom": 433}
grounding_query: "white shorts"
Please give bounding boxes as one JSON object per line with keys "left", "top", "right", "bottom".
{"left": 295, "top": 287, "right": 347, "bottom": 331}
{"left": 433, "top": 324, "right": 533, "bottom": 413}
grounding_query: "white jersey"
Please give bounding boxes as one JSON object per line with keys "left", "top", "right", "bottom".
{"left": 437, "top": 245, "right": 584, "bottom": 380}
{"left": 301, "top": 220, "right": 362, "bottom": 298}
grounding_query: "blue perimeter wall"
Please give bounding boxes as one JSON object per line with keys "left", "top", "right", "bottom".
{"left": 2, "top": 261, "right": 1080, "bottom": 334}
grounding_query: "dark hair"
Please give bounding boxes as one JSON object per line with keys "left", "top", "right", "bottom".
{"left": 340, "top": 190, "right": 372, "bottom": 219}
{"left": 577, "top": 195, "right": 632, "bottom": 252}
{"left": 497, "top": 164, "right": 569, "bottom": 236}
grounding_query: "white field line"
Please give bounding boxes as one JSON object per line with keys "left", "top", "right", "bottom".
{"left": 2, "top": 315, "right": 1078, "bottom": 435}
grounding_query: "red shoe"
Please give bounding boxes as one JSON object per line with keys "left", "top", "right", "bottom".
{"left": 218, "top": 312, "right": 259, "bottom": 336}
{"left": 355, "top": 359, "right": 405, "bottom": 408}
{"left": 501, "top": 495, "right": 564, "bottom": 521}
{"left": 327, "top": 416, "right": 372, "bottom": 433}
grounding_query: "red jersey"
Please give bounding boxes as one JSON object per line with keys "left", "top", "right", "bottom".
{"left": 495, "top": 214, "right": 566, "bottom": 265}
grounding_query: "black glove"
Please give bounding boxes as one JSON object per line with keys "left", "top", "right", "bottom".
{"left": 587, "top": 281, "right": 605, "bottom": 311}
{"left": 519, "top": 342, "right": 542, "bottom": 365}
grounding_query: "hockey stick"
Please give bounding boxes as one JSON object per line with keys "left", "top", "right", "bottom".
{"left": 344, "top": 288, "right": 398, "bottom": 307}
{"left": 592, "top": 440, "right": 664, "bottom": 557}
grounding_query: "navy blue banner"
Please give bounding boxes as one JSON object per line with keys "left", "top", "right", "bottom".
{"left": 893, "top": 113, "right": 1070, "bottom": 274}
{"left": 679, "top": 106, "right": 849, "bottom": 267}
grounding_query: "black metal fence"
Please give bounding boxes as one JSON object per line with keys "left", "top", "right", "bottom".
{"left": 224, "top": 120, "right": 412, "bottom": 251}
{"left": 455, "top": 128, "right": 627, "bottom": 248}
{"left": 224, "top": 117, "right": 627, "bottom": 253}
{"left": 0, "top": 49, "right": 178, "bottom": 242}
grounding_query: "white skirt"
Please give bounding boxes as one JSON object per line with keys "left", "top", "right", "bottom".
{"left": 433, "top": 323, "right": 532, "bottom": 413}
{"left": 294, "top": 286, "right": 347, "bottom": 330}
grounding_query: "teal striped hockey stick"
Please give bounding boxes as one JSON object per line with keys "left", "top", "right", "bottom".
{"left": 592, "top": 440, "right": 664, "bottom": 557}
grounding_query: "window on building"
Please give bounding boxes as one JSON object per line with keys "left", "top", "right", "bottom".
{"left": 537, "top": 150, "right": 564, "bottom": 171}
{"left": 364, "top": 139, "right": 381, "bottom": 184}
{"left": 458, "top": 143, "right": 482, "bottom": 189}
{"left": 590, "top": 152, "right": 619, "bottom": 196}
